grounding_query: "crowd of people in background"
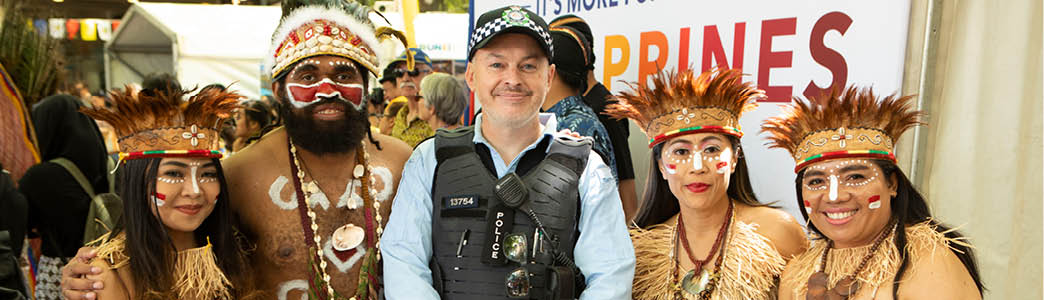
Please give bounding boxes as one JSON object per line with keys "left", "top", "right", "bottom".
{"left": 0, "top": 3, "right": 985, "bottom": 300}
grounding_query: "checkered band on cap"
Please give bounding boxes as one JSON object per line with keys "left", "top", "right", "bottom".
{"left": 468, "top": 6, "right": 553, "bottom": 59}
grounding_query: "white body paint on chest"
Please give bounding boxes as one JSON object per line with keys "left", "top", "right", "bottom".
{"left": 269, "top": 166, "right": 394, "bottom": 211}
{"left": 323, "top": 239, "right": 367, "bottom": 273}
{"left": 276, "top": 279, "right": 308, "bottom": 300}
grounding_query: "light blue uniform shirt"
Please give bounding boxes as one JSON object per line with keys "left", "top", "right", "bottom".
{"left": 382, "top": 113, "right": 635, "bottom": 299}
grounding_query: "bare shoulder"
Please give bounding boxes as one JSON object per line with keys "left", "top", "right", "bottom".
{"left": 897, "top": 244, "right": 981, "bottom": 300}
{"left": 86, "top": 260, "right": 131, "bottom": 299}
{"left": 224, "top": 128, "right": 288, "bottom": 177}
{"left": 369, "top": 132, "right": 412, "bottom": 166}
{"left": 738, "top": 205, "right": 808, "bottom": 260}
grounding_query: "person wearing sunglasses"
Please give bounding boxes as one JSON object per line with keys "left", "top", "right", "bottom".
{"left": 388, "top": 48, "right": 436, "bottom": 148}
{"left": 382, "top": 6, "right": 634, "bottom": 300}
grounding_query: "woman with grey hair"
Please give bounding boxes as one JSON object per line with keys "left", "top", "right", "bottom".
{"left": 417, "top": 72, "right": 468, "bottom": 130}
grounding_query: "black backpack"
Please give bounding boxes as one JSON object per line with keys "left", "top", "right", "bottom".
{"left": 49, "top": 158, "right": 121, "bottom": 244}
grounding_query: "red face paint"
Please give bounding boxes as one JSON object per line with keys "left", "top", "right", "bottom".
{"left": 155, "top": 192, "right": 167, "bottom": 200}
{"left": 867, "top": 195, "right": 882, "bottom": 209}
{"left": 665, "top": 164, "right": 678, "bottom": 174}
{"left": 286, "top": 78, "right": 364, "bottom": 108}
{"left": 716, "top": 162, "right": 727, "bottom": 170}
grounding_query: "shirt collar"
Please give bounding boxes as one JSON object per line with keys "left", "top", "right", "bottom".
{"left": 472, "top": 113, "right": 558, "bottom": 150}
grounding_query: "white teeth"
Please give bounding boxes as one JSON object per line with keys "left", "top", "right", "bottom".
{"left": 826, "top": 211, "right": 856, "bottom": 220}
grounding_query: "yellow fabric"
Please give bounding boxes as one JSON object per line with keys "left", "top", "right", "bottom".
{"left": 390, "top": 102, "right": 433, "bottom": 148}
{"left": 401, "top": 0, "right": 419, "bottom": 47}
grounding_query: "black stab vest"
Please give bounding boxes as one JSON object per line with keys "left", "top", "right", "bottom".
{"left": 429, "top": 126, "right": 591, "bottom": 299}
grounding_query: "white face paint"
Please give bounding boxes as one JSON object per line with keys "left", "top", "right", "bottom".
{"left": 692, "top": 152, "right": 703, "bottom": 171}
{"left": 284, "top": 78, "right": 365, "bottom": 109}
{"left": 190, "top": 165, "right": 200, "bottom": 194}
{"left": 716, "top": 147, "right": 733, "bottom": 174}
{"left": 868, "top": 200, "right": 882, "bottom": 209}
{"left": 828, "top": 174, "right": 839, "bottom": 202}
{"left": 153, "top": 193, "right": 166, "bottom": 207}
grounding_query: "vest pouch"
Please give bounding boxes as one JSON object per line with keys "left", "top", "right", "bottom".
{"left": 547, "top": 266, "right": 576, "bottom": 300}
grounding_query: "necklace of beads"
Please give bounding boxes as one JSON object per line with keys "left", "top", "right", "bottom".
{"left": 288, "top": 138, "right": 384, "bottom": 300}
{"left": 813, "top": 221, "right": 897, "bottom": 298}
{"left": 672, "top": 201, "right": 733, "bottom": 300}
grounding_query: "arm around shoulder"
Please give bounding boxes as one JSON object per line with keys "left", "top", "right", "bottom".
{"left": 84, "top": 260, "right": 129, "bottom": 300}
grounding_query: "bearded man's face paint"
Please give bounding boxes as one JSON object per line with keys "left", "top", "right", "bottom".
{"left": 286, "top": 78, "right": 364, "bottom": 109}
{"left": 283, "top": 55, "right": 366, "bottom": 109}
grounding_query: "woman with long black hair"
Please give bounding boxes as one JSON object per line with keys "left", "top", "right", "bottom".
{"left": 79, "top": 87, "right": 259, "bottom": 299}
{"left": 608, "top": 69, "right": 807, "bottom": 300}
{"left": 764, "top": 87, "right": 983, "bottom": 299}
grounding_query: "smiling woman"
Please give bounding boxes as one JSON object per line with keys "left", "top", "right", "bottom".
{"left": 764, "top": 87, "right": 984, "bottom": 300}
{"left": 76, "top": 86, "right": 261, "bottom": 299}
{"left": 608, "top": 68, "right": 808, "bottom": 300}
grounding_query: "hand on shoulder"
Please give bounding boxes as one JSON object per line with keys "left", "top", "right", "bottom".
{"left": 85, "top": 258, "right": 129, "bottom": 299}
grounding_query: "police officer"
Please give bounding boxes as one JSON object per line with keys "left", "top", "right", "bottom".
{"left": 381, "top": 5, "right": 634, "bottom": 300}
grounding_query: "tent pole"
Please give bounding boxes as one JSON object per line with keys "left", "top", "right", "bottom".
{"left": 109, "top": 52, "right": 146, "bottom": 80}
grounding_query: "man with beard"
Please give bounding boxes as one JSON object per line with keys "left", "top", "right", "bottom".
{"left": 382, "top": 6, "right": 634, "bottom": 299}
{"left": 59, "top": 1, "right": 412, "bottom": 299}
{"left": 388, "top": 48, "right": 435, "bottom": 148}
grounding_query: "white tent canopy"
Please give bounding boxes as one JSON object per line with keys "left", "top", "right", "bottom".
{"left": 379, "top": 12, "right": 468, "bottom": 61}
{"left": 106, "top": 3, "right": 281, "bottom": 100}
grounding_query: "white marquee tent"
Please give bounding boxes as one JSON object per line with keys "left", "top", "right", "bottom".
{"left": 105, "top": 3, "right": 281, "bottom": 100}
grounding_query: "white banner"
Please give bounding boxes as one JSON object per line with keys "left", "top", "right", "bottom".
{"left": 470, "top": 0, "right": 912, "bottom": 220}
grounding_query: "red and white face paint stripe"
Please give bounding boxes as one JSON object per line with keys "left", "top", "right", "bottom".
{"left": 867, "top": 195, "right": 882, "bottom": 209}
{"left": 715, "top": 148, "right": 732, "bottom": 174}
{"left": 286, "top": 78, "right": 364, "bottom": 109}
{"left": 154, "top": 192, "right": 167, "bottom": 207}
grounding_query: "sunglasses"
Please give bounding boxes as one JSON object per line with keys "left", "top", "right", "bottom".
{"left": 503, "top": 230, "right": 547, "bottom": 298}
{"left": 394, "top": 68, "right": 432, "bottom": 78}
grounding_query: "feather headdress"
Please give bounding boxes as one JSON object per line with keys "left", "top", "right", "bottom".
{"left": 80, "top": 87, "right": 240, "bottom": 161}
{"left": 761, "top": 86, "right": 922, "bottom": 172}
{"left": 266, "top": 0, "right": 409, "bottom": 80}
{"left": 606, "top": 68, "right": 763, "bottom": 147}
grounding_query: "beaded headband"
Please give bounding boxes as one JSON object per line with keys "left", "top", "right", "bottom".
{"left": 606, "top": 69, "right": 762, "bottom": 147}
{"left": 81, "top": 87, "right": 240, "bottom": 162}
{"left": 265, "top": 3, "right": 410, "bottom": 80}
{"left": 762, "top": 86, "right": 921, "bottom": 172}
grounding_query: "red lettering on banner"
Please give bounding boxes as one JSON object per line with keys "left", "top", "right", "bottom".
{"left": 758, "top": 17, "right": 796, "bottom": 102}
{"left": 702, "top": 22, "right": 746, "bottom": 71}
{"left": 639, "top": 31, "right": 668, "bottom": 87}
{"left": 804, "top": 11, "right": 852, "bottom": 100}
{"left": 678, "top": 27, "right": 691, "bottom": 70}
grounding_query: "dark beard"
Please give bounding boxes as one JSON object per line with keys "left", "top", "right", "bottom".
{"left": 278, "top": 98, "right": 368, "bottom": 155}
